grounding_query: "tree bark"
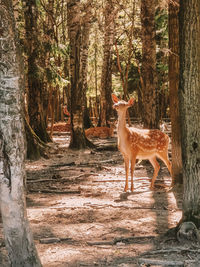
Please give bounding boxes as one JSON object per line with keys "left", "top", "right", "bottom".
{"left": 23, "top": 0, "right": 51, "bottom": 144}
{"left": 67, "top": 0, "right": 84, "bottom": 148}
{"left": 100, "top": 0, "right": 116, "bottom": 126}
{"left": 179, "top": 0, "right": 200, "bottom": 227}
{"left": 168, "top": 0, "right": 183, "bottom": 185}
{"left": 81, "top": 1, "right": 93, "bottom": 129}
{"left": 0, "top": 1, "right": 42, "bottom": 265}
{"left": 141, "top": 0, "right": 159, "bottom": 129}
{"left": 67, "top": 0, "right": 93, "bottom": 149}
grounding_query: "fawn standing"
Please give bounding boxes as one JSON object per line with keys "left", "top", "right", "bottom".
{"left": 112, "top": 94, "right": 172, "bottom": 192}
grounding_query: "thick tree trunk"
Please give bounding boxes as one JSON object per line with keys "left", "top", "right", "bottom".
{"left": 67, "top": 0, "right": 93, "bottom": 149}
{"left": 25, "top": 119, "right": 42, "bottom": 160}
{"left": 23, "top": 0, "right": 51, "bottom": 144}
{"left": 141, "top": 0, "right": 159, "bottom": 129}
{"left": 179, "top": 0, "right": 200, "bottom": 227}
{"left": 0, "top": 1, "right": 42, "bottom": 265}
{"left": 100, "top": 0, "right": 116, "bottom": 126}
{"left": 81, "top": 2, "right": 93, "bottom": 129}
{"left": 25, "top": 118, "right": 48, "bottom": 160}
{"left": 168, "top": 0, "right": 183, "bottom": 185}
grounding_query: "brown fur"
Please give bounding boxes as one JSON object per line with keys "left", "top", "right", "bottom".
{"left": 112, "top": 94, "right": 172, "bottom": 192}
{"left": 85, "top": 126, "right": 114, "bottom": 139}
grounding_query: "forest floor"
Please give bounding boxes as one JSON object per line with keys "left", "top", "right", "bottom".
{"left": 1, "top": 122, "right": 200, "bottom": 267}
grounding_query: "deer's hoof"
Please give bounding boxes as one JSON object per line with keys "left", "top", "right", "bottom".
{"left": 124, "top": 187, "right": 128, "bottom": 192}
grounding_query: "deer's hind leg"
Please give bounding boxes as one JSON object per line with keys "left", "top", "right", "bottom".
{"left": 157, "top": 150, "right": 172, "bottom": 176}
{"left": 149, "top": 157, "right": 160, "bottom": 189}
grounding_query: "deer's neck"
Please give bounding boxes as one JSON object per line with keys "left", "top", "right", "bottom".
{"left": 117, "top": 111, "right": 128, "bottom": 135}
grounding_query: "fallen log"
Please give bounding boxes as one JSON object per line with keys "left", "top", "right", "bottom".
{"left": 40, "top": 238, "right": 60, "bottom": 244}
{"left": 28, "top": 189, "right": 81, "bottom": 194}
{"left": 87, "top": 240, "right": 114, "bottom": 246}
{"left": 141, "top": 247, "right": 200, "bottom": 256}
{"left": 27, "top": 173, "right": 93, "bottom": 184}
{"left": 138, "top": 258, "right": 184, "bottom": 266}
{"left": 50, "top": 162, "right": 76, "bottom": 168}
{"left": 87, "top": 236, "right": 155, "bottom": 246}
{"left": 39, "top": 237, "right": 73, "bottom": 244}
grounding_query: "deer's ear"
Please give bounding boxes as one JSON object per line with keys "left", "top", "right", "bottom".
{"left": 111, "top": 94, "right": 119, "bottom": 103}
{"left": 128, "top": 98, "right": 134, "bottom": 106}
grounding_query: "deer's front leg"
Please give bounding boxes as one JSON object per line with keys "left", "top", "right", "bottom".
{"left": 130, "top": 156, "right": 136, "bottom": 192}
{"left": 124, "top": 156, "right": 129, "bottom": 192}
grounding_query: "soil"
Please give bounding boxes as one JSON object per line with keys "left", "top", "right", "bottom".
{"left": 1, "top": 123, "right": 200, "bottom": 267}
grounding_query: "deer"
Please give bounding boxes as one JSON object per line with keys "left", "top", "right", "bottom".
{"left": 85, "top": 126, "right": 114, "bottom": 139}
{"left": 112, "top": 94, "right": 172, "bottom": 192}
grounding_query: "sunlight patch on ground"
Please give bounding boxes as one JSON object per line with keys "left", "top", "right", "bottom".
{"left": 39, "top": 245, "right": 83, "bottom": 266}
{"left": 167, "top": 191, "right": 182, "bottom": 228}
{"left": 38, "top": 242, "right": 154, "bottom": 267}
{"left": 25, "top": 159, "right": 51, "bottom": 171}
{"left": 53, "top": 134, "right": 70, "bottom": 148}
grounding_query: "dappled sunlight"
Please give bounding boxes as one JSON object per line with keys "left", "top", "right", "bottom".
{"left": 167, "top": 191, "right": 182, "bottom": 228}
{"left": 23, "top": 131, "right": 185, "bottom": 266}
{"left": 0, "top": 0, "right": 197, "bottom": 265}
{"left": 52, "top": 134, "right": 70, "bottom": 149}
{"left": 38, "top": 242, "right": 154, "bottom": 267}
{"left": 38, "top": 245, "right": 83, "bottom": 266}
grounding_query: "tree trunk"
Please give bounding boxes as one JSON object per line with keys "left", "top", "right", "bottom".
{"left": 141, "top": 0, "right": 159, "bottom": 129}
{"left": 0, "top": 1, "right": 42, "bottom": 265}
{"left": 81, "top": 1, "right": 93, "bottom": 129}
{"left": 179, "top": 0, "right": 200, "bottom": 227}
{"left": 25, "top": 118, "right": 43, "bottom": 160}
{"left": 168, "top": 0, "right": 183, "bottom": 185}
{"left": 23, "top": 0, "right": 51, "bottom": 144}
{"left": 67, "top": 0, "right": 93, "bottom": 149}
{"left": 100, "top": 0, "right": 116, "bottom": 126}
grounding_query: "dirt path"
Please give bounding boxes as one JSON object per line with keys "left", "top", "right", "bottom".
{"left": 1, "top": 130, "right": 199, "bottom": 266}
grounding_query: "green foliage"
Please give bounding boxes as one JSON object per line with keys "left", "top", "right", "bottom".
{"left": 15, "top": 0, "right": 169, "bottom": 116}
{"left": 42, "top": 41, "right": 52, "bottom": 53}
{"left": 157, "top": 62, "right": 168, "bottom": 73}
{"left": 155, "top": 7, "right": 169, "bottom": 97}
{"left": 29, "top": 64, "right": 45, "bottom": 81}
{"left": 127, "top": 64, "right": 140, "bottom": 94}
{"left": 45, "top": 66, "right": 69, "bottom": 86}
{"left": 155, "top": 8, "right": 168, "bottom": 41}
{"left": 44, "top": 43, "right": 70, "bottom": 86}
